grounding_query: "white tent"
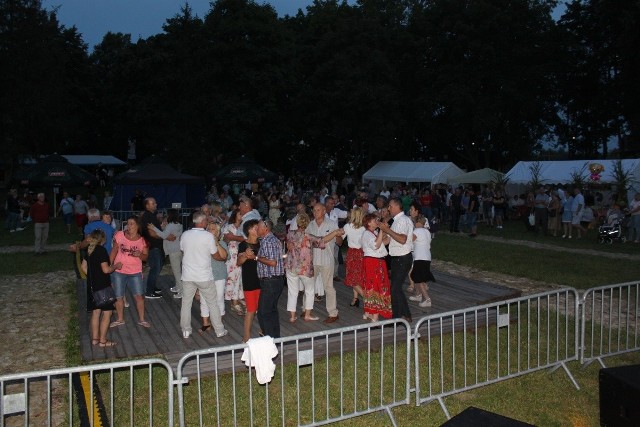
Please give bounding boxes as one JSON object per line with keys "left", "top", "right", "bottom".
{"left": 448, "top": 168, "right": 504, "bottom": 185}
{"left": 505, "top": 160, "right": 640, "bottom": 186}
{"left": 363, "top": 161, "right": 465, "bottom": 185}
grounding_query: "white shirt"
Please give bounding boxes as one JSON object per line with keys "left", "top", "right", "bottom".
{"left": 389, "top": 212, "right": 413, "bottom": 256}
{"left": 305, "top": 218, "right": 338, "bottom": 265}
{"left": 326, "top": 208, "right": 348, "bottom": 223}
{"left": 342, "top": 223, "right": 365, "bottom": 249}
{"left": 412, "top": 227, "right": 432, "bottom": 261}
{"left": 286, "top": 214, "right": 299, "bottom": 231}
{"left": 239, "top": 209, "right": 261, "bottom": 237}
{"left": 361, "top": 229, "right": 388, "bottom": 258}
{"left": 180, "top": 227, "right": 217, "bottom": 282}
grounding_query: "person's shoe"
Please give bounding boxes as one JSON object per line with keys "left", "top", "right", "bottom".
{"left": 216, "top": 329, "right": 228, "bottom": 338}
{"left": 315, "top": 294, "right": 324, "bottom": 302}
{"left": 169, "top": 287, "right": 179, "bottom": 293}
{"left": 349, "top": 298, "right": 360, "bottom": 307}
{"left": 323, "top": 315, "right": 339, "bottom": 324}
{"left": 153, "top": 289, "right": 163, "bottom": 295}
{"left": 409, "top": 295, "right": 422, "bottom": 302}
{"left": 333, "top": 276, "right": 342, "bottom": 282}
{"left": 173, "top": 292, "right": 182, "bottom": 299}
{"left": 9, "top": 229, "right": 15, "bottom": 233}
{"left": 469, "top": 233, "right": 477, "bottom": 238}
{"left": 16, "top": 227, "right": 25, "bottom": 231}
{"left": 145, "top": 293, "right": 161, "bottom": 299}
{"left": 419, "top": 298, "right": 432, "bottom": 308}
{"left": 183, "top": 330, "right": 191, "bottom": 339}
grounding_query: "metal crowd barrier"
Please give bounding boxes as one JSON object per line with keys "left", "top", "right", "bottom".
{"left": 110, "top": 209, "right": 194, "bottom": 231}
{"left": 0, "top": 358, "right": 174, "bottom": 427}
{"left": 580, "top": 281, "right": 640, "bottom": 368}
{"left": 175, "top": 319, "right": 411, "bottom": 427}
{"left": 413, "top": 288, "right": 580, "bottom": 418}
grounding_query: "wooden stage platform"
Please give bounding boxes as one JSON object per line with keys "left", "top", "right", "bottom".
{"left": 78, "top": 267, "right": 521, "bottom": 366}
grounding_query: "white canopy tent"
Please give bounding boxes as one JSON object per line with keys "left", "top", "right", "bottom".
{"left": 504, "top": 159, "right": 640, "bottom": 201}
{"left": 448, "top": 168, "right": 504, "bottom": 185}
{"left": 362, "top": 161, "right": 464, "bottom": 185}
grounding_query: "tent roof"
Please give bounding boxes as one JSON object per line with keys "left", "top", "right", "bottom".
{"left": 62, "top": 155, "right": 126, "bottom": 166}
{"left": 213, "top": 155, "right": 278, "bottom": 183}
{"left": 505, "top": 160, "right": 640, "bottom": 185}
{"left": 114, "top": 156, "right": 203, "bottom": 184}
{"left": 448, "top": 168, "right": 504, "bottom": 184}
{"left": 362, "top": 161, "right": 465, "bottom": 184}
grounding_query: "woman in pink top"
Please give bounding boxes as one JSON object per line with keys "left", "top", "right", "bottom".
{"left": 109, "top": 216, "right": 150, "bottom": 328}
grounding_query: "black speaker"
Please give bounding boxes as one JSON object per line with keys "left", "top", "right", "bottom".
{"left": 441, "top": 406, "right": 534, "bottom": 427}
{"left": 600, "top": 364, "right": 640, "bottom": 426}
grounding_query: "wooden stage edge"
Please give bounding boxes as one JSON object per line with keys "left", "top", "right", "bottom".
{"left": 77, "top": 267, "right": 522, "bottom": 368}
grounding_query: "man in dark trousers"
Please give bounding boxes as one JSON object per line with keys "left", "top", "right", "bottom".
{"left": 140, "top": 197, "right": 166, "bottom": 299}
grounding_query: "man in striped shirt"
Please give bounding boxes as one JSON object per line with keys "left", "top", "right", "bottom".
{"left": 256, "top": 219, "right": 285, "bottom": 338}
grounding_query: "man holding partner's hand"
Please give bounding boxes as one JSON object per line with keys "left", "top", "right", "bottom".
{"left": 377, "top": 197, "right": 413, "bottom": 322}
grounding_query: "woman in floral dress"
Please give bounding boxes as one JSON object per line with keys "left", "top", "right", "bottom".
{"left": 223, "top": 209, "right": 244, "bottom": 315}
{"left": 360, "top": 213, "right": 392, "bottom": 321}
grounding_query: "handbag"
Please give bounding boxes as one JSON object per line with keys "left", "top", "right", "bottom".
{"left": 88, "top": 254, "right": 116, "bottom": 308}
{"left": 93, "top": 286, "right": 116, "bottom": 308}
{"left": 528, "top": 213, "right": 535, "bottom": 226}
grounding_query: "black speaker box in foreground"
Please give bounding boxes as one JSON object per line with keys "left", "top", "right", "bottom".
{"left": 600, "top": 364, "right": 640, "bottom": 426}
{"left": 441, "top": 406, "right": 534, "bottom": 427}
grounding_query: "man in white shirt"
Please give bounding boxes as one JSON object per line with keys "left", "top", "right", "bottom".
{"left": 325, "top": 196, "right": 348, "bottom": 280}
{"left": 571, "top": 187, "right": 586, "bottom": 238}
{"left": 179, "top": 212, "right": 228, "bottom": 339}
{"left": 377, "top": 197, "right": 413, "bottom": 322}
{"left": 306, "top": 203, "right": 344, "bottom": 323}
{"left": 286, "top": 203, "right": 306, "bottom": 231}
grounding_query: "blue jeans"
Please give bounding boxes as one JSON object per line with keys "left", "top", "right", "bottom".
{"left": 257, "top": 276, "right": 284, "bottom": 338}
{"left": 389, "top": 253, "right": 412, "bottom": 319}
{"left": 629, "top": 215, "right": 640, "bottom": 242}
{"left": 5, "top": 211, "right": 20, "bottom": 231}
{"left": 145, "top": 247, "right": 164, "bottom": 294}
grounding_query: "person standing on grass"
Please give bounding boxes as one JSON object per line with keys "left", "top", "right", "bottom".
{"left": 237, "top": 219, "right": 261, "bottom": 342}
{"left": 58, "top": 191, "right": 74, "bottom": 234}
{"left": 73, "top": 194, "right": 90, "bottom": 236}
{"left": 82, "top": 229, "right": 122, "bottom": 348}
{"left": 6, "top": 188, "right": 24, "bottom": 233}
{"left": 627, "top": 193, "right": 640, "bottom": 243}
{"left": 109, "top": 216, "right": 150, "bottom": 328}
{"left": 561, "top": 192, "right": 574, "bottom": 238}
{"left": 29, "top": 193, "right": 49, "bottom": 255}
{"left": 377, "top": 197, "right": 413, "bottom": 322}
{"left": 467, "top": 188, "right": 479, "bottom": 238}
{"left": 179, "top": 212, "right": 228, "bottom": 339}
{"left": 571, "top": 187, "right": 586, "bottom": 239}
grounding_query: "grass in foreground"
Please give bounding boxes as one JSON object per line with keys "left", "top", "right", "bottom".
{"left": 0, "top": 251, "right": 75, "bottom": 275}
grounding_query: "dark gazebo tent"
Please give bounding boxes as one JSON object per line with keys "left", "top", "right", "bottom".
{"left": 110, "top": 156, "right": 205, "bottom": 210}
{"left": 13, "top": 154, "right": 97, "bottom": 214}
{"left": 213, "top": 155, "right": 278, "bottom": 185}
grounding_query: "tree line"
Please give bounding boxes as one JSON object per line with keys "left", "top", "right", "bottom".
{"left": 1, "top": 0, "right": 638, "bottom": 178}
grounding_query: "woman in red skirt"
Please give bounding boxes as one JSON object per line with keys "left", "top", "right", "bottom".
{"left": 342, "top": 207, "right": 366, "bottom": 307}
{"left": 360, "top": 213, "right": 392, "bottom": 321}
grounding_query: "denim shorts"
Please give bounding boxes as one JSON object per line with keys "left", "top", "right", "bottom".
{"left": 111, "top": 271, "right": 144, "bottom": 297}
{"left": 467, "top": 213, "right": 478, "bottom": 227}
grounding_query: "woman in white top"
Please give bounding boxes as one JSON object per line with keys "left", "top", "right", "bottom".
{"left": 148, "top": 209, "right": 183, "bottom": 298}
{"left": 360, "top": 213, "right": 392, "bottom": 322}
{"left": 409, "top": 216, "right": 435, "bottom": 308}
{"left": 342, "top": 207, "right": 366, "bottom": 307}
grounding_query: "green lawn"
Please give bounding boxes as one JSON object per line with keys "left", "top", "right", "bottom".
{"left": 1, "top": 216, "right": 82, "bottom": 247}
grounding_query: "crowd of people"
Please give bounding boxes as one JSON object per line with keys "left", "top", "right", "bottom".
{"left": 6, "top": 174, "right": 640, "bottom": 349}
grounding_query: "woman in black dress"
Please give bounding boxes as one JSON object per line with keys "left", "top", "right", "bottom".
{"left": 82, "top": 229, "right": 122, "bottom": 347}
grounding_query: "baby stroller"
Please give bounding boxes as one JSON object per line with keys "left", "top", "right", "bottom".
{"left": 598, "top": 217, "right": 626, "bottom": 244}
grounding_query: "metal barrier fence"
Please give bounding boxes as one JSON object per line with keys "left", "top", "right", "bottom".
{"left": 413, "top": 288, "right": 580, "bottom": 418}
{"left": 0, "top": 358, "right": 174, "bottom": 427}
{"left": 580, "top": 281, "right": 640, "bottom": 368}
{"left": 176, "top": 319, "right": 411, "bottom": 427}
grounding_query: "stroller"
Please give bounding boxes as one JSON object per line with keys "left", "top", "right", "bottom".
{"left": 598, "top": 216, "right": 626, "bottom": 244}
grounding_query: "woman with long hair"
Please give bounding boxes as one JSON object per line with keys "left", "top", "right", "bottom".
{"left": 200, "top": 221, "right": 229, "bottom": 331}
{"left": 223, "top": 209, "right": 245, "bottom": 315}
{"left": 109, "top": 216, "right": 150, "bottom": 328}
{"left": 342, "top": 207, "right": 365, "bottom": 307}
{"left": 82, "top": 229, "right": 122, "bottom": 347}
{"left": 360, "top": 213, "right": 392, "bottom": 322}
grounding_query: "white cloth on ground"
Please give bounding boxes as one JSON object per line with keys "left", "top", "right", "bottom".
{"left": 241, "top": 336, "right": 279, "bottom": 384}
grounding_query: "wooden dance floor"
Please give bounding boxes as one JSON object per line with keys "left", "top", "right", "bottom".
{"left": 78, "top": 266, "right": 521, "bottom": 366}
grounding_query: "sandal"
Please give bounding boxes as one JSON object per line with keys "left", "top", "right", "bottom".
{"left": 91, "top": 339, "right": 99, "bottom": 346}
{"left": 303, "top": 316, "right": 319, "bottom": 321}
{"left": 289, "top": 316, "right": 297, "bottom": 323}
{"left": 200, "top": 324, "right": 212, "bottom": 333}
{"left": 109, "top": 320, "right": 125, "bottom": 328}
{"left": 99, "top": 341, "right": 117, "bottom": 347}
{"left": 137, "top": 320, "right": 151, "bottom": 328}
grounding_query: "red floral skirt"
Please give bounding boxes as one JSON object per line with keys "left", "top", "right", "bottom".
{"left": 362, "top": 256, "right": 392, "bottom": 319}
{"left": 344, "top": 247, "right": 364, "bottom": 287}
